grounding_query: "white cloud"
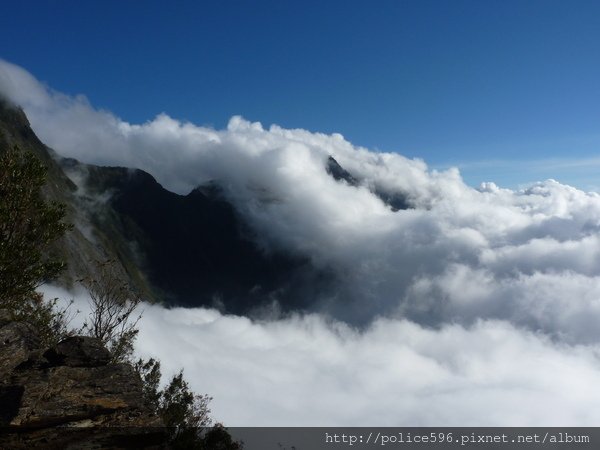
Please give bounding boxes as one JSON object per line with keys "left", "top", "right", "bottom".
{"left": 41, "top": 286, "right": 600, "bottom": 426}
{"left": 135, "top": 306, "right": 600, "bottom": 426}
{"left": 8, "top": 58, "right": 600, "bottom": 425}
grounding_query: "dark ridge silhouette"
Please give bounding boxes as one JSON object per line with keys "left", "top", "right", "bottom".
{"left": 0, "top": 99, "right": 333, "bottom": 315}
{"left": 76, "top": 163, "right": 334, "bottom": 314}
{"left": 326, "top": 155, "right": 410, "bottom": 211}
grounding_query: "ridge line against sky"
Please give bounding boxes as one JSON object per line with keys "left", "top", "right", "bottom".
{"left": 1, "top": 55, "right": 599, "bottom": 193}
{"left": 1, "top": 1, "right": 599, "bottom": 190}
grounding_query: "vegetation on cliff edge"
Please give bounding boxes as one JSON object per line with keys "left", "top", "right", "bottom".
{"left": 0, "top": 145, "right": 241, "bottom": 448}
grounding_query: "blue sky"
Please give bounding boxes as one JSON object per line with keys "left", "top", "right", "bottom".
{"left": 1, "top": 0, "right": 600, "bottom": 189}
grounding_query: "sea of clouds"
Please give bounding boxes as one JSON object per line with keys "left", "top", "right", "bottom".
{"left": 4, "top": 59, "right": 600, "bottom": 425}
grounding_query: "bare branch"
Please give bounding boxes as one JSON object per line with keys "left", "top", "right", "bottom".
{"left": 79, "top": 259, "right": 143, "bottom": 363}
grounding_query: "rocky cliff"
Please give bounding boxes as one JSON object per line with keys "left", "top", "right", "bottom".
{"left": 0, "top": 311, "right": 165, "bottom": 448}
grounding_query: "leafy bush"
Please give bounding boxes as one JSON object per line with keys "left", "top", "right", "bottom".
{"left": 135, "top": 358, "right": 242, "bottom": 449}
{"left": 0, "top": 147, "right": 72, "bottom": 345}
{"left": 0, "top": 147, "right": 70, "bottom": 305}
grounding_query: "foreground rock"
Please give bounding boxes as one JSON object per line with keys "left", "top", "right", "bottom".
{"left": 0, "top": 314, "right": 165, "bottom": 448}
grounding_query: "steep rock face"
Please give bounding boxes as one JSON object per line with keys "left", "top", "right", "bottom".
{"left": 61, "top": 161, "right": 333, "bottom": 314}
{"left": 326, "top": 156, "right": 359, "bottom": 186}
{"left": 0, "top": 98, "right": 149, "bottom": 295}
{"left": 326, "top": 155, "right": 410, "bottom": 212}
{"left": 0, "top": 312, "right": 164, "bottom": 448}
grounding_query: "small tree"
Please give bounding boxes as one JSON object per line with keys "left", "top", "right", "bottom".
{"left": 0, "top": 147, "right": 73, "bottom": 345}
{"left": 160, "top": 369, "right": 213, "bottom": 430}
{"left": 0, "top": 147, "right": 70, "bottom": 307}
{"left": 79, "top": 260, "right": 142, "bottom": 363}
{"left": 135, "top": 358, "right": 241, "bottom": 449}
{"left": 134, "top": 357, "right": 163, "bottom": 410}
{"left": 135, "top": 358, "right": 213, "bottom": 429}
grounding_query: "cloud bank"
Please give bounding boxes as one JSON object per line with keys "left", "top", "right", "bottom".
{"left": 5, "top": 59, "right": 600, "bottom": 425}
{"left": 134, "top": 306, "right": 600, "bottom": 426}
{"left": 43, "top": 285, "right": 600, "bottom": 426}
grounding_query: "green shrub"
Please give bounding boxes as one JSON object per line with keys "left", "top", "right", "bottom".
{"left": 0, "top": 147, "right": 70, "bottom": 305}
{"left": 135, "top": 357, "right": 242, "bottom": 449}
{"left": 0, "top": 147, "right": 72, "bottom": 345}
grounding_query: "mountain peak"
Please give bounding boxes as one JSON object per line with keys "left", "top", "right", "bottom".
{"left": 325, "top": 156, "right": 359, "bottom": 186}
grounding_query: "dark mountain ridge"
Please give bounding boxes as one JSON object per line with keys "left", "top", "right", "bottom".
{"left": 1, "top": 99, "right": 411, "bottom": 316}
{"left": 327, "top": 155, "right": 410, "bottom": 211}
{"left": 0, "top": 99, "right": 332, "bottom": 314}
{"left": 62, "top": 159, "right": 330, "bottom": 313}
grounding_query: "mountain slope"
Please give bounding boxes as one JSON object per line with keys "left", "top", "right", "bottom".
{"left": 0, "top": 97, "right": 141, "bottom": 291}
{"left": 61, "top": 159, "right": 330, "bottom": 313}
{"left": 0, "top": 98, "right": 331, "bottom": 313}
